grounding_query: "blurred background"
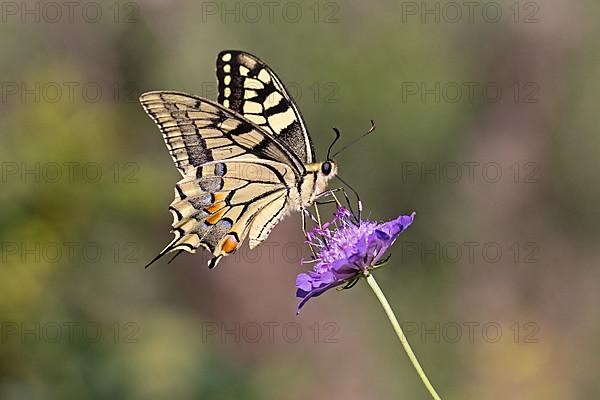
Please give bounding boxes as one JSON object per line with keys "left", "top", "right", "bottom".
{"left": 0, "top": 0, "right": 598, "bottom": 399}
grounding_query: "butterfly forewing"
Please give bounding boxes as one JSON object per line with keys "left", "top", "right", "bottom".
{"left": 139, "top": 91, "right": 305, "bottom": 177}
{"left": 216, "top": 50, "right": 315, "bottom": 164}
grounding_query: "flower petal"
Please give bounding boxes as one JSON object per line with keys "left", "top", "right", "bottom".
{"left": 296, "top": 280, "right": 346, "bottom": 313}
{"left": 295, "top": 273, "right": 313, "bottom": 292}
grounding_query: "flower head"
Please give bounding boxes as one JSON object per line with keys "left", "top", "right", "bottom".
{"left": 296, "top": 207, "right": 415, "bottom": 313}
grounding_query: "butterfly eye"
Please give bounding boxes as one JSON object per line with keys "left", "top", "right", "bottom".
{"left": 321, "top": 162, "right": 332, "bottom": 175}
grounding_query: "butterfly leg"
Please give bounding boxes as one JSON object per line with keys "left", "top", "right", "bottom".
{"left": 328, "top": 190, "right": 345, "bottom": 209}
{"left": 339, "top": 187, "right": 359, "bottom": 221}
{"left": 301, "top": 208, "right": 309, "bottom": 236}
{"left": 314, "top": 202, "right": 323, "bottom": 228}
{"left": 315, "top": 187, "right": 344, "bottom": 206}
{"left": 301, "top": 208, "right": 318, "bottom": 258}
{"left": 316, "top": 187, "right": 359, "bottom": 222}
{"left": 302, "top": 206, "right": 321, "bottom": 226}
{"left": 340, "top": 187, "right": 360, "bottom": 222}
{"left": 315, "top": 199, "right": 337, "bottom": 206}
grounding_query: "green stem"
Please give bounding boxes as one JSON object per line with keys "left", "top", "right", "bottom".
{"left": 365, "top": 273, "right": 442, "bottom": 400}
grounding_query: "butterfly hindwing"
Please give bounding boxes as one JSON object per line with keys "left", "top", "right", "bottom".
{"left": 152, "top": 159, "right": 296, "bottom": 268}
{"left": 216, "top": 50, "right": 315, "bottom": 164}
{"left": 139, "top": 91, "right": 305, "bottom": 177}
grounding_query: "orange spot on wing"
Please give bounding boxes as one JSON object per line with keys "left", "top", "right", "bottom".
{"left": 206, "top": 201, "right": 225, "bottom": 214}
{"left": 221, "top": 235, "right": 239, "bottom": 254}
{"left": 206, "top": 209, "right": 225, "bottom": 225}
{"left": 214, "top": 193, "right": 226, "bottom": 201}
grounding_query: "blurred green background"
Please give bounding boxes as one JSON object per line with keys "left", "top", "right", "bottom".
{"left": 1, "top": 0, "right": 598, "bottom": 399}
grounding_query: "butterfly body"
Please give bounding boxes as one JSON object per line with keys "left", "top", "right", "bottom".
{"left": 141, "top": 51, "right": 337, "bottom": 268}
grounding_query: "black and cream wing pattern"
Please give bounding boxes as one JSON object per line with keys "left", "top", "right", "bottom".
{"left": 140, "top": 91, "right": 304, "bottom": 269}
{"left": 216, "top": 50, "right": 315, "bottom": 163}
{"left": 140, "top": 51, "right": 338, "bottom": 269}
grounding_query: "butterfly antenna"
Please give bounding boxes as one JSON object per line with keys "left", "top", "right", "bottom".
{"left": 336, "top": 174, "right": 362, "bottom": 221}
{"left": 327, "top": 127, "right": 342, "bottom": 160}
{"left": 331, "top": 120, "right": 376, "bottom": 158}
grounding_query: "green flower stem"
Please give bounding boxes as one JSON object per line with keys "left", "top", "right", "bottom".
{"left": 365, "top": 273, "right": 442, "bottom": 400}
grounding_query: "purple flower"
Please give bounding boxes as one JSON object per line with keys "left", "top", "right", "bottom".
{"left": 296, "top": 207, "right": 416, "bottom": 313}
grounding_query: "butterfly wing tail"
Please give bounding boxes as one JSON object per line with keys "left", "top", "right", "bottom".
{"left": 144, "top": 241, "right": 188, "bottom": 269}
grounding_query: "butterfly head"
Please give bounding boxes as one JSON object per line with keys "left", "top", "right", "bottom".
{"left": 301, "top": 161, "right": 338, "bottom": 207}
{"left": 315, "top": 160, "right": 338, "bottom": 195}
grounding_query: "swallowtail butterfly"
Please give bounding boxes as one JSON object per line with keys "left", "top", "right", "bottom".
{"left": 140, "top": 50, "right": 339, "bottom": 268}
